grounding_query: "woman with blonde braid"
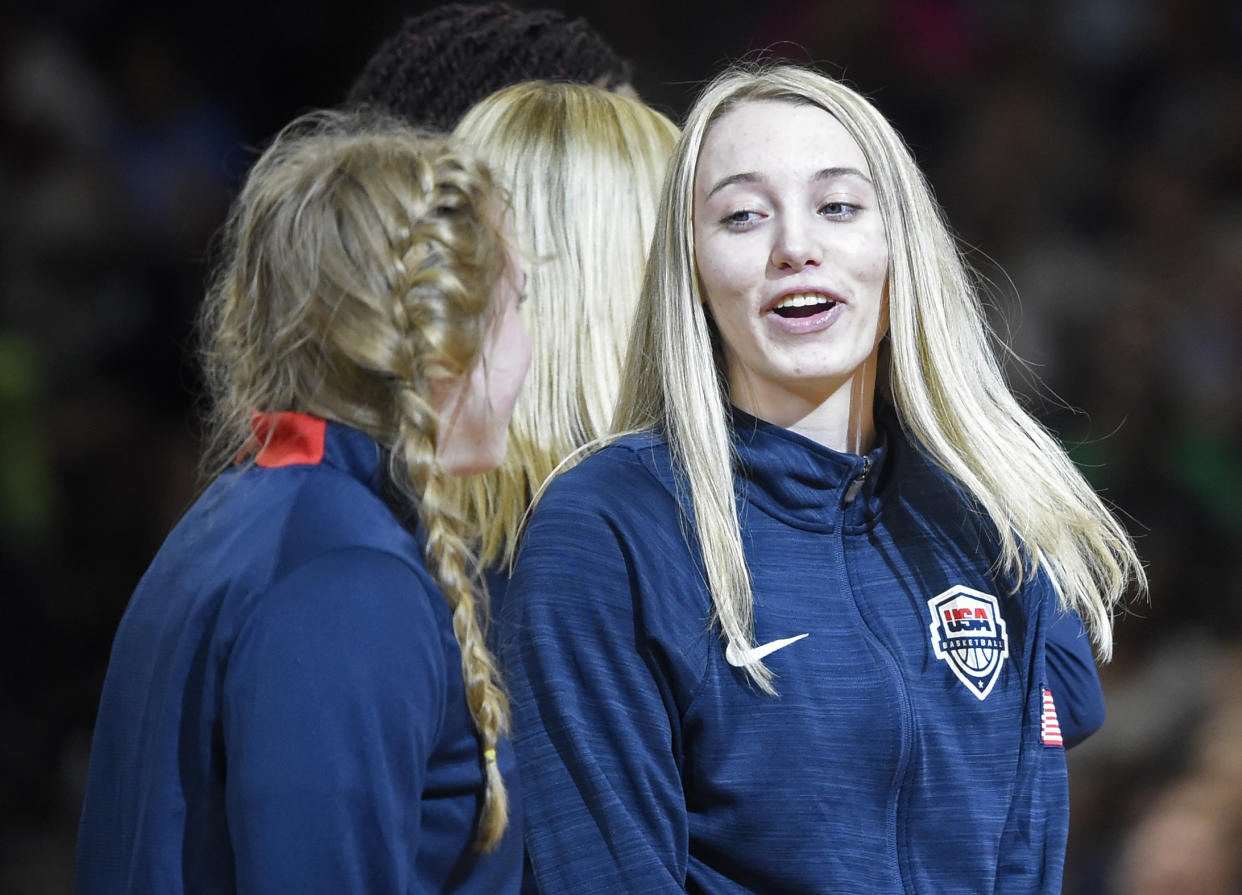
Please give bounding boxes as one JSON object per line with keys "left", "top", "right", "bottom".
{"left": 502, "top": 64, "right": 1146, "bottom": 894}
{"left": 76, "top": 111, "right": 530, "bottom": 893}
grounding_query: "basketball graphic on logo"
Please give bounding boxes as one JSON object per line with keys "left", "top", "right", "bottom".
{"left": 961, "top": 646, "right": 988, "bottom": 673}
{"left": 926, "top": 586, "right": 1010, "bottom": 700}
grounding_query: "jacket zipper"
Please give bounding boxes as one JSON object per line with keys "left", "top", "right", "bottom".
{"left": 842, "top": 456, "right": 872, "bottom": 505}
{"left": 837, "top": 454, "right": 914, "bottom": 891}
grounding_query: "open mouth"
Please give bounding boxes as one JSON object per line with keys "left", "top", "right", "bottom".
{"left": 772, "top": 293, "right": 838, "bottom": 319}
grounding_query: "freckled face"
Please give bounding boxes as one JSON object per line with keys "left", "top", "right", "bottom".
{"left": 693, "top": 99, "right": 890, "bottom": 419}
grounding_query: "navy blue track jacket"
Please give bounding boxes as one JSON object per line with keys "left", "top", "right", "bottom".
{"left": 500, "top": 408, "right": 1103, "bottom": 894}
{"left": 77, "top": 414, "right": 523, "bottom": 894}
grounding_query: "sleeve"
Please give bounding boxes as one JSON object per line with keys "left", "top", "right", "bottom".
{"left": 222, "top": 547, "right": 445, "bottom": 894}
{"left": 1044, "top": 607, "right": 1106, "bottom": 748}
{"left": 500, "top": 478, "right": 690, "bottom": 894}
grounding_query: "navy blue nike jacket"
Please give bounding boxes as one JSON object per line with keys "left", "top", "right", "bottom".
{"left": 77, "top": 414, "right": 523, "bottom": 894}
{"left": 500, "top": 408, "right": 1103, "bottom": 894}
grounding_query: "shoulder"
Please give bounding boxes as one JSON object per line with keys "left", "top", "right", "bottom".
{"left": 130, "top": 465, "right": 426, "bottom": 645}
{"left": 210, "top": 457, "right": 425, "bottom": 588}
{"left": 551, "top": 432, "right": 672, "bottom": 490}
{"left": 512, "top": 432, "right": 695, "bottom": 606}
{"left": 504, "top": 434, "right": 710, "bottom": 673}
{"left": 533, "top": 432, "right": 681, "bottom": 524}
{"left": 282, "top": 468, "right": 414, "bottom": 555}
{"left": 530, "top": 432, "right": 687, "bottom": 529}
{"left": 229, "top": 546, "right": 452, "bottom": 716}
{"left": 244, "top": 546, "right": 444, "bottom": 650}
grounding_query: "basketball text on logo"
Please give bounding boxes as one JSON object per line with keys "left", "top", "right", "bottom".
{"left": 926, "top": 586, "right": 1010, "bottom": 700}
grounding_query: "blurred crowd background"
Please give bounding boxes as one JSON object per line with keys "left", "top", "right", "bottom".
{"left": 2, "top": 0, "right": 1239, "bottom": 891}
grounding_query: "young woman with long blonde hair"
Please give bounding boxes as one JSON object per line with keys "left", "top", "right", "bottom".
{"left": 450, "top": 80, "right": 678, "bottom": 583}
{"left": 502, "top": 65, "right": 1146, "bottom": 894}
{"left": 77, "top": 111, "right": 530, "bottom": 893}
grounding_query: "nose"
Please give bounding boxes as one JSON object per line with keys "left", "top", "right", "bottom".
{"left": 770, "top": 215, "right": 822, "bottom": 271}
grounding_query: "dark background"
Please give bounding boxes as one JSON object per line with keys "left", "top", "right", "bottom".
{"left": 3, "top": 0, "right": 1240, "bottom": 891}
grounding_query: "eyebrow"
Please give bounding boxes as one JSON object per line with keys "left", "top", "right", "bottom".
{"left": 705, "top": 166, "right": 873, "bottom": 199}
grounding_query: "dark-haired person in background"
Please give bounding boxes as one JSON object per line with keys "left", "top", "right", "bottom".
{"left": 347, "top": 2, "right": 634, "bottom": 132}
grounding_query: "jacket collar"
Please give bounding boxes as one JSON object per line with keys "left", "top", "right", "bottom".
{"left": 247, "top": 411, "right": 387, "bottom": 495}
{"left": 729, "top": 404, "right": 895, "bottom": 533}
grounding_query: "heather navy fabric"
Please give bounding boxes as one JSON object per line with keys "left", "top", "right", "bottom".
{"left": 77, "top": 418, "right": 522, "bottom": 894}
{"left": 501, "top": 407, "right": 1099, "bottom": 894}
{"left": 1043, "top": 607, "right": 1105, "bottom": 747}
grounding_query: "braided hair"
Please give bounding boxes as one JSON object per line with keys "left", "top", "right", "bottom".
{"left": 346, "top": 2, "right": 633, "bottom": 131}
{"left": 200, "top": 109, "right": 513, "bottom": 849}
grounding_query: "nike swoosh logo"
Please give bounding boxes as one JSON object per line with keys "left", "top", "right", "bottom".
{"left": 725, "top": 633, "right": 809, "bottom": 667}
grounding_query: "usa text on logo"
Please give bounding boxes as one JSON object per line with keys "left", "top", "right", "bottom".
{"left": 926, "top": 586, "right": 1010, "bottom": 700}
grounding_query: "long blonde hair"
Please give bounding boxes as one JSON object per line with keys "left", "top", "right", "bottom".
{"left": 199, "top": 110, "right": 512, "bottom": 848}
{"left": 451, "top": 81, "right": 678, "bottom": 568}
{"left": 614, "top": 64, "right": 1146, "bottom": 693}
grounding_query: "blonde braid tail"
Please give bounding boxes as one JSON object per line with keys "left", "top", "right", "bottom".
{"left": 384, "top": 163, "right": 512, "bottom": 849}
{"left": 393, "top": 386, "right": 512, "bottom": 851}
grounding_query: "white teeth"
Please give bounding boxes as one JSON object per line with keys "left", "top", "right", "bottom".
{"left": 774, "top": 293, "right": 833, "bottom": 310}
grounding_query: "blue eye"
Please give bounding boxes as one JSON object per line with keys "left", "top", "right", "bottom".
{"left": 722, "top": 209, "right": 760, "bottom": 229}
{"left": 820, "top": 201, "right": 859, "bottom": 219}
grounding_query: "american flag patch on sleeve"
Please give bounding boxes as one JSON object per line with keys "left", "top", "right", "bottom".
{"left": 1041, "top": 688, "right": 1063, "bottom": 747}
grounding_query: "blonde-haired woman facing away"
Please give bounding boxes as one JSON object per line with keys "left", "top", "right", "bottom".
{"left": 450, "top": 81, "right": 678, "bottom": 587}
{"left": 502, "top": 65, "right": 1146, "bottom": 894}
{"left": 76, "top": 111, "right": 531, "bottom": 893}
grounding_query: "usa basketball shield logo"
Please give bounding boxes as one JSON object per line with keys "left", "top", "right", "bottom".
{"left": 927, "top": 586, "right": 1010, "bottom": 700}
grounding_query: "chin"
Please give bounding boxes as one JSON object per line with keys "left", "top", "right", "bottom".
{"left": 442, "top": 445, "right": 506, "bottom": 477}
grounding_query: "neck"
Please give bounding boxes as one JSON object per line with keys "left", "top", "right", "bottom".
{"left": 731, "top": 363, "right": 878, "bottom": 455}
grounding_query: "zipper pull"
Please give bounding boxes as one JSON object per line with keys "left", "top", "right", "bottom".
{"left": 842, "top": 456, "right": 872, "bottom": 505}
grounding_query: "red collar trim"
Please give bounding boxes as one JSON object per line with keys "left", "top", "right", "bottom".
{"left": 243, "top": 411, "right": 327, "bottom": 468}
